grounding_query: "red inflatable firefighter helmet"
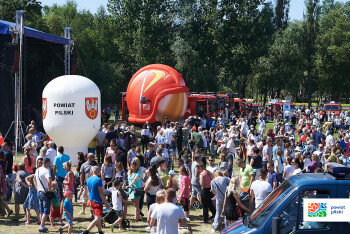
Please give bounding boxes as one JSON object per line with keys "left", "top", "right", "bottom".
{"left": 126, "top": 64, "right": 189, "bottom": 124}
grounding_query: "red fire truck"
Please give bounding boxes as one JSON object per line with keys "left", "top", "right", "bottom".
{"left": 324, "top": 101, "right": 341, "bottom": 115}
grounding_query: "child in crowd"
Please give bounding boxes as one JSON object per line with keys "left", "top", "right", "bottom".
{"left": 49, "top": 181, "right": 64, "bottom": 228}
{"left": 23, "top": 174, "right": 40, "bottom": 224}
{"left": 166, "top": 170, "right": 178, "bottom": 191}
{"left": 147, "top": 189, "right": 166, "bottom": 233}
{"left": 110, "top": 180, "right": 133, "bottom": 231}
{"left": 282, "top": 156, "right": 294, "bottom": 180}
{"left": 63, "top": 161, "right": 75, "bottom": 194}
{"left": 302, "top": 152, "right": 312, "bottom": 172}
{"left": 59, "top": 191, "right": 74, "bottom": 234}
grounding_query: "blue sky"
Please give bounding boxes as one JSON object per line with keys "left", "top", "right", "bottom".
{"left": 40, "top": 0, "right": 349, "bottom": 20}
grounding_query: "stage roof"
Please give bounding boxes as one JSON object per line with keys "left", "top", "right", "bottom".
{"left": 0, "top": 19, "right": 69, "bottom": 45}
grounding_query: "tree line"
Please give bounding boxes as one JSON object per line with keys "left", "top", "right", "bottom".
{"left": 1, "top": 0, "right": 350, "bottom": 106}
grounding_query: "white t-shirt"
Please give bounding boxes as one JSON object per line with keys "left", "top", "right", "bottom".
{"left": 292, "top": 168, "right": 302, "bottom": 176}
{"left": 303, "top": 158, "right": 311, "bottom": 171}
{"left": 35, "top": 166, "right": 51, "bottom": 192}
{"left": 46, "top": 148, "right": 57, "bottom": 163}
{"left": 283, "top": 165, "right": 294, "bottom": 179}
{"left": 335, "top": 118, "right": 341, "bottom": 125}
{"left": 258, "top": 119, "right": 266, "bottom": 131}
{"left": 151, "top": 202, "right": 185, "bottom": 234}
{"left": 207, "top": 165, "right": 218, "bottom": 174}
{"left": 112, "top": 189, "right": 123, "bottom": 211}
{"left": 250, "top": 180, "right": 272, "bottom": 208}
{"left": 326, "top": 135, "right": 335, "bottom": 149}
{"left": 226, "top": 139, "right": 236, "bottom": 154}
{"left": 164, "top": 128, "right": 175, "bottom": 144}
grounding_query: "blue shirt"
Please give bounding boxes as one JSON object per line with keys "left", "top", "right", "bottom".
{"left": 63, "top": 198, "right": 73, "bottom": 216}
{"left": 268, "top": 171, "right": 278, "bottom": 189}
{"left": 272, "top": 146, "right": 284, "bottom": 161}
{"left": 315, "top": 132, "right": 324, "bottom": 146}
{"left": 53, "top": 154, "right": 70, "bottom": 178}
{"left": 128, "top": 149, "right": 137, "bottom": 163}
{"left": 2, "top": 150, "right": 13, "bottom": 174}
{"left": 87, "top": 175, "right": 103, "bottom": 204}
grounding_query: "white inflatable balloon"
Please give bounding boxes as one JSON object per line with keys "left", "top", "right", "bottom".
{"left": 42, "top": 75, "right": 101, "bottom": 166}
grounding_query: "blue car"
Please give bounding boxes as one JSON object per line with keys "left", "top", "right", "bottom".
{"left": 221, "top": 163, "right": 350, "bottom": 234}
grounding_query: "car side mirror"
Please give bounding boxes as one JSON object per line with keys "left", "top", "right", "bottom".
{"left": 271, "top": 217, "right": 281, "bottom": 234}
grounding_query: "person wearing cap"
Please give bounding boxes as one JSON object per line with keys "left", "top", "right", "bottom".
{"left": 166, "top": 170, "right": 178, "bottom": 191}
{"left": 59, "top": 191, "right": 74, "bottom": 234}
{"left": 79, "top": 153, "right": 98, "bottom": 215}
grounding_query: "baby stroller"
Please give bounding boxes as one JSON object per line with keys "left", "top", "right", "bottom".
{"left": 101, "top": 209, "right": 130, "bottom": 229}
{"left": 102, "top": 188, "right": 130, "bottom": 230}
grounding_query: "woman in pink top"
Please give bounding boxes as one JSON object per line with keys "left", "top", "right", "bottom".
{"left": 63, "top": 161, "right": 75, "bottom": 193}
{"left": 23, "top": 147, "right": 34, "bottom": 174}
{"left": 105, "top": 139, "right": 117, "bottom": 163}
{"left": 197, "top": 162, "right": 216, "bottom": 223}
{"left": 178, "top": 166, "right": 191, "bottom": 219}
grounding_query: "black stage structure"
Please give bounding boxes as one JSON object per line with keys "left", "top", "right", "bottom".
{"left": 0, "top": 16, "right": 70, "bottom": 148}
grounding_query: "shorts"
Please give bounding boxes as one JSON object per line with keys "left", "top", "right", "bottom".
{"left": 37, "top": 191, "right": 51, "bottom": 215}
{"left": 191, "top": 184, "right": 202, "bottom": 198}
{"left": 50, "top": 206, "right": 62, "bottom": 219}
{"left": 180, "top": 198, "right": 190, "bottom": 212}
{"left": 89, "top": 200, "right": 103, "bottom": 216}
{"left": 82, "top": 185, "right": 89, "bottom": 204}
{"left": 115, "top": 209, "right": 124, "bottom": 217}
{"left": 64, "top": 214, "right": 73, "bottom": 225}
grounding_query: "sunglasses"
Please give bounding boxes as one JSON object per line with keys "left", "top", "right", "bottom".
{"left": 209, "top": 160, "right": 214, "bottom": 162}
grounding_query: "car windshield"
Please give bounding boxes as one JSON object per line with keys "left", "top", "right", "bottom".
{"left": 248, "top": 181, "right": 293, "bottom": 228}
{"left": 324, "top": 105, "right": 340, "bottom": 111}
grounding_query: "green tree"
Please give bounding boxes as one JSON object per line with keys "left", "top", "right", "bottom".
{"left": 274, "top": 0, "right": 290, "bottom": 30}
{"left": 253, "top": 21, "right": 307, "bottom": 104}
{"left": 315, "top": 2, "right": 350, "bottom": 100}
{"left": 0, "top": 0, "right": 45, "bottom": 29}
{"left": 304, "top": 0, "right": 320, "bottom": 107}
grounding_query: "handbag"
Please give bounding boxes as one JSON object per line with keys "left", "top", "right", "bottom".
{"left": 37, "top": 168, "right": 56, "bottom": 200}
{"left": 132, "top": 187, "right": 144, "bottom": 196}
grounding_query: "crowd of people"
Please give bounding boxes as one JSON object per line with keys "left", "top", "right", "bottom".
{"left": 0, "top": 105, "right": 350, "bottom": 234}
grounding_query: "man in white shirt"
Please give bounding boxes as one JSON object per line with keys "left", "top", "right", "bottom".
{"left": 312, "top": 117, "right": 319, "bottom": 127}
{"left": 346, "top": 115, "right": 350, "bottom": 129}
{"left": 258, "top": 117, "right": 266, "bottom": 137}
{"left": 249, "top": 169, "right": 272, "bottom": 209}
{"left": 206, "top": 156, "right": 218, "bottom": 174}
{"left": 325, "top": 131, "right": 335, "bottom": 151}
{"left": 226, "top": 133, "right": 237, "bottom": 155}
{"left": 284, "top": 109, "right": 290, "bottom": 121}
{"left": 45, "top": 141, "right": 57, "bottom": 164}
{"left": 240, "top": 118, "right": 247, "bottom": 136}
{"left": 151, "top": 188, "right": 186, "bottom": 234}
{"left": 34, "top": 158, "right": 52, "bottom": 233}
{"left": 305, "top": 108, "right": 311, "bottom": 116}
{"left": 314, "top": 144, "right": 326, "bottom": 163}
{"left": 163, "top": 124, "right": 175, "bottom": 147}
